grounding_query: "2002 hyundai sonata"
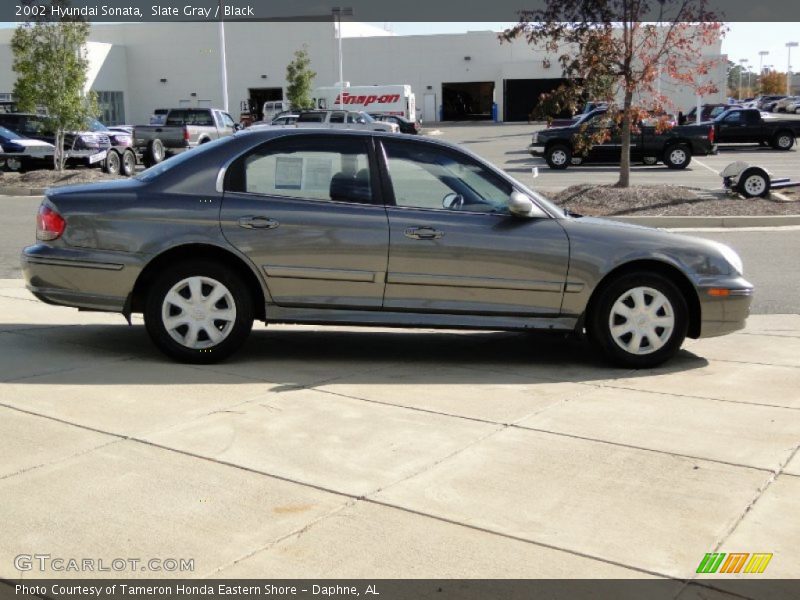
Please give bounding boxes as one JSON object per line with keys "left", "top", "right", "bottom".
{"left": 22, "top": 129, "right": 752, "bottom": 367}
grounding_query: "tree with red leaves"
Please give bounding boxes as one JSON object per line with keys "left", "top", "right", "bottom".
{"left": 501, "top": 0, "right": 724, "bottom": 187}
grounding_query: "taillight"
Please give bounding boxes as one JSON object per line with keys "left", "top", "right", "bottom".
{"left": 708, "top": 126, "right": 715, "bottom": 144}
{"left": 183, "top": 126, "right": 190, "bottom": 142}
{"left": 36, "top": 205, "right": 66, "bottom": 241}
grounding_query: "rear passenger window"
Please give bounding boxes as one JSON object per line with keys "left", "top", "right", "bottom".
{"left": 227, "top": 137, "right": 373, "bottom": 204}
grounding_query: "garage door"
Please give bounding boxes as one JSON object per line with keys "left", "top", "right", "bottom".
{"left": 503, "top": 78, "right": 569, "bottom": 122}
{"left": 442, "top": 82, "right": 494, "bottom": 121}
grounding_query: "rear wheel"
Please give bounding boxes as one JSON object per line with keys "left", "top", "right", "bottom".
{"left": 545, "top": 144, "right": 571, "bottom": 169}
{"left": 144, "top": 261, "right": 254, "bottom": 363}
{"left": 121, "top": 149, "right": 136, "bottom": 176}
{"left": 663, "top": 144, "right": 692, "bottom": 169}
{"left": 772, "top": 132, "right": 795, "bottom": 151}
{"left": 146, "top": 139, "right": 165, "bottom": 166}
{"left": 587, "top": 272, "right": 688, "bottom": 368}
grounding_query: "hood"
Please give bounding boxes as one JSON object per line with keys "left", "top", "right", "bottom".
{"left": 7, "top": 139, "right": 55, "bottom": 149}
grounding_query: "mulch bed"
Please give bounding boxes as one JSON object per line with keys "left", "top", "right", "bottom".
{"left": 0, "top": 168, "right": 123, "bottom": 187}
{"left": 550, "top": 184, "right": 800, "bottom": 216}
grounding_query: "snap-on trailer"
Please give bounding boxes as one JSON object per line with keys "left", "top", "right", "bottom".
{"left": 311, "top": 85, "right": 416, "bottom": 121}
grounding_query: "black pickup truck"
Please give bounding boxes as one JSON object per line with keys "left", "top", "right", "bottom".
{"left": 712, "top": 108, "right": 800, "bottom": 150}
{"left": 529, "top": 109, "right": 716, "bottom": 169}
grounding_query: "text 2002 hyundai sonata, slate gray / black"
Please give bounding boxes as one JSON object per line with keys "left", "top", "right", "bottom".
{"left": 22, "top": 130, "right": 753, "bottom": 367}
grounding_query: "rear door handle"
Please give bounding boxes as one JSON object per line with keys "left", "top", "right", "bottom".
{"left": 238, "top": 216, "right": 280, "bottom": 229}
{"left": 404, "top": 226, "right": 444, "bottom": 240}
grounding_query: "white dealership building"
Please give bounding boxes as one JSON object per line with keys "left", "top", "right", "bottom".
{"left": 0, "top": 21, "right": 726, "bottom": 125}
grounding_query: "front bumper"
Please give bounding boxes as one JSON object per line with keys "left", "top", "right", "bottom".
{"left": 529, "top": 143, "right": 545, "bottom": 157}
{"left": 696, "top": 275, "right": 753, "bottom": 338}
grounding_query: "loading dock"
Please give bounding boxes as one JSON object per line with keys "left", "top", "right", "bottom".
{"left": 503, "top": 78, "right": 570, "bottom": 122}
{"left": 441, "top": 82, "right": 494, "bottom": 121}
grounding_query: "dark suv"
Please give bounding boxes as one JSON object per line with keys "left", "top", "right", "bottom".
{"left": 0, "top": 113, "right": 112, "bottom": 169}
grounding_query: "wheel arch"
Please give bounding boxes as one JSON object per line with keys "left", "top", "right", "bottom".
{"left": 583, "top": 259, "right": 701, "bottom": 339}
{"left": 128, "top": 243, "right": 267, "bottom": 320}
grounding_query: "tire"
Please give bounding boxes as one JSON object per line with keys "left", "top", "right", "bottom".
{"left": 737, "top": 167, "right": 771, "bottom": 198}
{"left": 642, "top": 156, "right": 658, "bottom": 166}
{"left": 545, "top": 144, "right": 571, "bottom": 169}
{"left": 121, "top": 149, "right": 136, "bottom": 177}
{"left": 772, "top": 132, "right": 795, "bottom": 151}
{"left": 104, "top": 150, "right": 121, "bottom": 175}
{"left": 144, "top": 260, "right": 254, "bottom": 364}
{"left": 587, "top": 272, "right": 688, "bottom": 369}
{"left": 146, "top": 139, "right": 165, "bottom": 166}
{"left": 663, "top": 144, "right": 692, "bottom": 169}
{"left": 3, "top": 157, "right": 23, "bottom": 172}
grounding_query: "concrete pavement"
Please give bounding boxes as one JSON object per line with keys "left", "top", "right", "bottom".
{"left": 0, "top": 279, "right": 798, "bottom": 584}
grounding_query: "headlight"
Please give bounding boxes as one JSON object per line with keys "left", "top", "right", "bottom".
{"left": 712, "top": 242, "right": 744, "bottom": 275}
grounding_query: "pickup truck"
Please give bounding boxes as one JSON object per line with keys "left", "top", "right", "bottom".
{"left": 712, "top": 108, "right": 800, "bottom": 150}
{"left": 529, "top": 109, "right": 716, "bottom": 169}
{"left": 294, "top": 110, "right": 399, "bottom": 133}
{"left": 133, "top": 108, "right": 239, "bottom": 167}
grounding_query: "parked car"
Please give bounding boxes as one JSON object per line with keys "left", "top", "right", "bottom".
{"left": 530, "top": 108, "right": 717, "bottom": 169}
{"left": 0, "top": 113, "right": 110, "bottom": 168}
{"left": 756, "top": 96, "right": 785, "bottom": 111}
{"left": 248, "top": 113, "right": 299, "bottom": 130}
{"left": 149, "top": 109, "right": 168, "bottom": 125}
{"left": 712, "top": 108, "right": 800, "bottom": 149}
{"left": 295, "top": 110, "right": 399, "bottom": 133}
{"left": 548, "top": 101, "right": 609, "bottom": 128}
{"left": 785, "top": 99, "right": 800, "bottom": 114}
{"left": 761, "top": 96, "right": 787, "bottom": 112}
{"left": 85, "top": 118, "right": 137, "bottom": 176}
{"left": 772, "top": 96, "right": 800, "bottom": 113}
{"left": 0, "top": 125, "right": 55, "bottom": 171}
{"left": 262, "top": 101, "right": 291, "bottom": 122}
{"left": 368, "top": 113, "right": 421, "bottom": 134}
{"left": 678, "top": 103, "right": 740, "bottom": 125}
{"left": 22, "top": 129, "right": 752, "bottom": 368}
{"left": 133, "top": 108, "right": 239, "bottom": 167}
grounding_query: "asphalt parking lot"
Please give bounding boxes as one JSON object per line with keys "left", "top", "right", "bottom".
{"left": 2, "top": 122, "right": 799, "bottom": 586}
{"left": 435, "top": 118, "right": 800, "bottom": 193}
{"left": 1, "top": 279, "right": 799, "bottom": 583}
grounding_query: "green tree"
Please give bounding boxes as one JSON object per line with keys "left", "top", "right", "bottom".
{"left": 285, "top": 46, "right": 316, "bottom": 110}
{"left": 12, "top": 3, "right": 97, "bottom": 171}
{"left": 502, "top": 0, "right": 724, "bottom": 188}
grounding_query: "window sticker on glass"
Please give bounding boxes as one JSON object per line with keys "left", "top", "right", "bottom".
{"left": 304, "top": 157, "right": 333, "bottom": 192}
{"left": 275, "top": 156, "right": 303, "bottom": 190}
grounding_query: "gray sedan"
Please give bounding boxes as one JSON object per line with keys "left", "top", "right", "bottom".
{"left": 22, "top": 130, "right": 753, "bottom": 368}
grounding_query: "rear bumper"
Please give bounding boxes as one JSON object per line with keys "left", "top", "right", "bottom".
{"left": 22, "top": 244, "right": 144, "bottom": 313}
{"left": 696, "top": 276, "right": 753, "bottom": 338}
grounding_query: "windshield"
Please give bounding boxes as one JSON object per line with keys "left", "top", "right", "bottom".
{"left": 86, "top": 118, "right": 109, "bottom": 132}
{"left": 135, "top": 135, "right": 232, "bottom": 182}
{"left": 0, "top": 126, "right": 27, "bottom": 139}
{"left": 358, "top": 112, "right": 375, "bottom": 123}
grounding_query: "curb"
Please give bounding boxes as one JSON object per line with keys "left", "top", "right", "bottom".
{"left": 609, "top": 215, "right": 800, "bottom": 228}
{"left": 0, "top": 186, "right": 46, "bottom": 196}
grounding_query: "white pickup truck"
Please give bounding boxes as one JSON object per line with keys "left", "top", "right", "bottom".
{"left": 294, "top": 110, "right": 399, "bottom": 133}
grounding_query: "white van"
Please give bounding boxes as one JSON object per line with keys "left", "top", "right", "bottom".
{"left": 262, "top": 101, "right": 291, "bottom": 122}
{"left": 312, "top": 85, "right": 416, "bottom": 121}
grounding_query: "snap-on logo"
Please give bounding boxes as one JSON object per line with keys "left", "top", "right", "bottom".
{"left": 334, "top": 93, "right": 401, "bottom": 106}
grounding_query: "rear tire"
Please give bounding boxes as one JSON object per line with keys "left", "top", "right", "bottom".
{"left": 587, "top": 272, "right": 688, "bottom": 369}
{"left": 146, "top": 139, "right": 165, "bottom": 166}
{"left": 772, "top": 132, "right": 795, "bottom": 151}
{"left": 545, "top": 144, "right": 571, "bottom": 170}
{"left": 737, "top": 167, "right": 771, "bottom": 198}
{"left": 121, "top": 149, "right": 136, "bottom": 176}
{"left": 144, "top": 261, "right": 254, "bottom": 364}
{"left": 664, "top": 144, "right": 692, "bottom": 169}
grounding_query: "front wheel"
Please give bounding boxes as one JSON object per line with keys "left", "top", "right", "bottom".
{"left": 545, "top": 144, "right": 571, "bottom": 169}
{"left": 663, "top": 144, "right": 692, "bottom": 169}
{"left": 587, "top": 272, "right": 688, "bottom": 368}
{"left": 737, "top": 167, "right": 771, "bottom": 198}
{"left": 104, "top": 150, "right": 121, "bottom": 175}
{"left": 144, "top": 261, "right": 254, "bottom": 363}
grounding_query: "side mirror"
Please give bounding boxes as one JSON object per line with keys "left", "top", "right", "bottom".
{"left": 508, "top": 191, "right": 547, "bottom": 218}
{"left": 233, "top": 123, "right": 243, "bottom": 131}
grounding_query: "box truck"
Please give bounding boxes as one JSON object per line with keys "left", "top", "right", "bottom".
{"left": 312, "top": 85, "right": 416, "bottom": 121}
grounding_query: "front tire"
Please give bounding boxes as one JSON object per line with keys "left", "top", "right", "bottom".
{"left": 545, "top": 144, "right": 571, "bottom": 169}
{"left": 737, "top": 167, "right": 771, "bottom": 198}
{"left": 663, "top": 144, "right": 692, "bottom": 169}
{"left": 587, "top": 272, "right": 688, "bottom": 368}
{"left": 104, "top": 150, "right": 121, "bottom": 175}
{"left": 144, "top": 261, "right": 254, "bottom": 363}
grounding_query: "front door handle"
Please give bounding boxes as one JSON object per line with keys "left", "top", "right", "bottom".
{"left": 404, "top": 226, "right": 444, "bottom": 240}
{"left": 238, "top": 216, "right": 280, "bottom": 229}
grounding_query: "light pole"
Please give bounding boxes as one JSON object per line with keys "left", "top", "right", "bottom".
{"left": 738, "top": 58, "right": 748, "bottom": 100}
{"left": 218, "top": 0, "right": 228, "bottom": 113}
{"left": 758, "top": 50, "right": 769, "bottom": 93}
{"left": 332, "top": 7, "right": 353, "bottom": 110}
{"left": 787, "top": 42, "right": 799, "bottom": 96}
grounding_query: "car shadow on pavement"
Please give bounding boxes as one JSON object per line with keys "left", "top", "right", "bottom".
{"left": 2, "top": 323, "right": 709, "bottom": 387}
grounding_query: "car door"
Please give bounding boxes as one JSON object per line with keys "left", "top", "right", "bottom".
{"left": 716, "top": 110, "right": 747, "bottom": 143}
{"left": 329, "top": 111, "right": 347, "bottom": 130}
{"left": 582, "top": 113, "right": 619, "bottom": 163}
{"left": 220, "top": 135, "right": 389, "bottom": 308}
{"left": 378, "top": 138, "right": 569, "bottom": 316}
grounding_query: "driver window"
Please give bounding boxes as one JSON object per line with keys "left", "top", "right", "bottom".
{"left": 587, "top": 114, "right": 614, "bottom": 129}
{"left": 723, "top": 111, "right": 742, "bottom": 124}
{"left": 383, "top": 140, "right": 511, "bottom": 213}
